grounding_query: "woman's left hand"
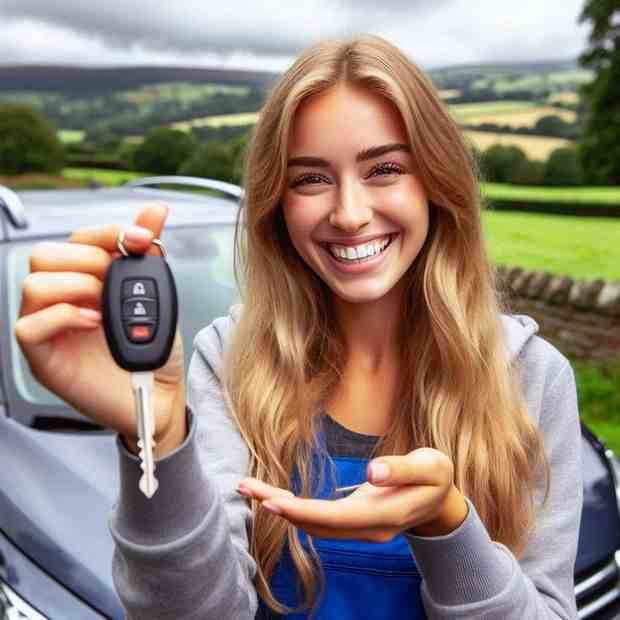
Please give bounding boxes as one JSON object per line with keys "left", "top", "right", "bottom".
{"left": 236, "top": 448, "right": 469, "bottom": 542}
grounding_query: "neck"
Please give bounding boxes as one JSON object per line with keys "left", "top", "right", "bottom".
{"left": 332, "top": 280, "right": 407, "bottom": 374}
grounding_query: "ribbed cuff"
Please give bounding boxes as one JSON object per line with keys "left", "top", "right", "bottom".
{"left": 112, "top": 406, "right": 214, "bottom": 546}
{"left": 403, "top": 496, "right": 514, "bottom": 606}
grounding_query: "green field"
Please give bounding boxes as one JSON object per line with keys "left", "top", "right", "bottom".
{"left": 58, "top": 129, "right": 85, "bottom": 143}
{"left": 482, "top": 182, "right": 620, "bottom": 204}
{"left": 482, "top": 210, "right": 620, "bottom": 280}
{"left": 450, "top": 100, "right": 536, "bottom": 120}
{"left": 63, "top": 167, "right": 146, "bottom": 184}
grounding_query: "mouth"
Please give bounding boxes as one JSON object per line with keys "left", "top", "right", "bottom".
{"left": 321, "top": 232, "right": 398, "bottom": 263}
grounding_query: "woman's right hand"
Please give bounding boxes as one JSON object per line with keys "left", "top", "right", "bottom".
{"left": 14, "top": 202, "right": 187, "bottom": 457}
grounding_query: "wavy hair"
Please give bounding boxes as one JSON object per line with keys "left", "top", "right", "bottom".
{"left": 221, "top": 34, "right": 551, "bottom": 616}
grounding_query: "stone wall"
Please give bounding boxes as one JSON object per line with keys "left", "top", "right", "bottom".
{"left": 495, "top": 265, "right": 620, "bottom": 365}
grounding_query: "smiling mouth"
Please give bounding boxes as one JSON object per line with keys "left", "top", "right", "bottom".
{"left": 321, "top": 233, "right": 397, "bottom": 263}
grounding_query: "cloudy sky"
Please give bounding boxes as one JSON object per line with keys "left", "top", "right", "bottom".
{"left": 0, "top": 0, "right": 592, "bottom": 72}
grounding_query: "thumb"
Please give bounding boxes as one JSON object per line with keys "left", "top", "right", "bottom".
{"left": 133, "top": 202, "right": 169, "bottom": 256}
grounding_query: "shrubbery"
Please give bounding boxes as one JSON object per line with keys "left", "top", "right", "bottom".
{"left": 0, "top": 104, "right": 64, "bottom": 174}
{"left": 479, "top": 144, "right": 583, "bottom": 186}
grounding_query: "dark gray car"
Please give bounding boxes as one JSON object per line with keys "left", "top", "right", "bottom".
{"left": 1, "top": 177, "right": 619, "bottom": 619}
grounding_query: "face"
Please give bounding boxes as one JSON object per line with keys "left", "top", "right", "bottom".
{"left": 282, "top": 82, "right": 429, "bottom": 307}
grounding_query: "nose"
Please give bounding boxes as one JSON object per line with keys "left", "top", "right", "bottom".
{"left": 328, "top": 175, "right": 372, "bottom": 232}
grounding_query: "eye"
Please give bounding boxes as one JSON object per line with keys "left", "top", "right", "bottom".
{"left": 289, "top": 173, "right": 329, "bottom": 188}
{"left": 368, "top": 162, "right": 405, "bottom": 178}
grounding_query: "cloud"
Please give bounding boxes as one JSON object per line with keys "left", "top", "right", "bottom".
{"left": 0, "top": 0, "right": 591, "bottom": 70}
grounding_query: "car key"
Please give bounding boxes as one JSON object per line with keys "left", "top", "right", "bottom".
{"left": 102, "top": 250, "right": 178, "bottom": 498}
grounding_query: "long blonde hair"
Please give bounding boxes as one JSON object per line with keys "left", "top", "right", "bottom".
{"left": 222, "top": 34, "right": 550, "bottom": 616}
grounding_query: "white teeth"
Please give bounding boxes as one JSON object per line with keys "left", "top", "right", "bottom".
{"left": 328, "top": 235, "right": 392, "bottom": 261}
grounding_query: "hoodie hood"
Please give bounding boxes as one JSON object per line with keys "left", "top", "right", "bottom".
{"left": 500, "top": 313, "right": 540, "bottom": 362}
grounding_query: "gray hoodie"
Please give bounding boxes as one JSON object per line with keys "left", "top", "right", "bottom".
{"left": 108, "top": 305, "right": 583, "bottom": 619}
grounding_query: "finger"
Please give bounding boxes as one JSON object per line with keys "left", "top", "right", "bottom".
{"left": 367, "top": 448, "right": 453, "bottom": 487}
{"left": 20, "top": 271, "right": 103, "bottom": 317}
{"left": 68, "top": 201, "right": 169, "bottom": 257}
{"left": 30, "top": 241, "right": 112, "bottom": 282}
{"left": 15, "top": 301, "right": 102, "bottom": 348}
{"left": 237, "top": 478, "right": 295, "bottom": 501}
{"left": 133, "top": 202, "right": 169, "bottom": 257}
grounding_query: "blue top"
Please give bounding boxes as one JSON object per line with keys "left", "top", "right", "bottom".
{"left": 257, "top": 412, "right": 426, "bottom": 618}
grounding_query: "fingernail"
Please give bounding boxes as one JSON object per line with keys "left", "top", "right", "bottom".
{"left": 370, "top": 462, "right": 390, "bottom": 483}
{"left": 262, "top": 500, "right": 283, "bottom": 515}
{"left": 79, "top": 308, "right": 102, "bottom": 321}
{"left": 125, "top": 226, "right": 151, "bottom": 243}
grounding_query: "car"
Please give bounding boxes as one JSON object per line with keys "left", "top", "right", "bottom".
{"left": 1, "top": 176, "right": 619, "bottom": 620}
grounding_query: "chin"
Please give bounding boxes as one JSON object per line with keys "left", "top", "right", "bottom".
{"left": 327, "top": 283, "right": 393, "bottom": 304}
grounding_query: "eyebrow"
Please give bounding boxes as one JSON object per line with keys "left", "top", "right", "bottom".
{"left": 287, "top": 143, "right": 411, "bottom": 168}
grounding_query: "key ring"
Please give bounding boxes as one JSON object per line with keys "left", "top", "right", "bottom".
{"left": 116, "top": 230, "right": 167, "bottom": 258}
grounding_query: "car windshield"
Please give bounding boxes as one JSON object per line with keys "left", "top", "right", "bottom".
{"left": 7, "top": 223, "right": 241, "bottom": 408}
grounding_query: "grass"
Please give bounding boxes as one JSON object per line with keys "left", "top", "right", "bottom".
{"left": 58, "top": 129, "right": 86, "bottom": 143}
{"left": 450, "top": 100, "right": 536, "bottom": 118}
{"left": 63, "top": 167, "right": 147, "bottom": 184}
{"left": 482, "top": 210, "right": 620, "bottom": 280}
{"left": 570, "top": 357, "right": 620, "bottom": 457}
{"left": 482, "top": 183, "right": 620, "bottom": 205}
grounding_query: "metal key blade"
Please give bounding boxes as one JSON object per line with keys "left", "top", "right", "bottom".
{"left": 132, "top": 371, "right": 159, "bottom": 498}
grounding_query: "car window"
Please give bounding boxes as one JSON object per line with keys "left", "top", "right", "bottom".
{"left": 7, "top": 223, "right": 241, "bottom": 407}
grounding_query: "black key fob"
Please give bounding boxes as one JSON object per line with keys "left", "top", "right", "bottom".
{"left": 102, "top": 254, "right": 178, "bottom": 372}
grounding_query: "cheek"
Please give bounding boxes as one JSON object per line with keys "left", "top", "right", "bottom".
{"left": 283, "top": 197, "right": 322, "bottom": 238}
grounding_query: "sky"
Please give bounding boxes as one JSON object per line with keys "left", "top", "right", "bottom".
{"left": 0, "top": 0, "right": 592, "bottom": 72}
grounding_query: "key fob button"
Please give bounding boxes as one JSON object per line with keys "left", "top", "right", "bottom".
{"left": 122, "top": 278, "right": 157, "bottom": 300}
{"left": 122, "top": 298, "right": 158, "bottom": 318}
{"left": 124, "top": 319, "right": 157, "bottom": 343}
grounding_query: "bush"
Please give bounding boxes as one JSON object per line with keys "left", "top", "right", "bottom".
{"left": 178, "top": 140, "right": 236, "bottom": 182}
{"left": 0, "top": 104, "right": 64, "bottom": 174}
{"left": 132, "top": 127, "right": 198, "bottom": 174}
{"left": 480, "top": 144, "right": 528, "bottom": 183}
{"left": 542, "top": 147, "right": 582, "bottom": 186}
{"left": 510, "top": 159, "right": 545, "bottom": 185}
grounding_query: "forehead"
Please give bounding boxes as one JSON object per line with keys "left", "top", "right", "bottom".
{"left": 288, "top": 83, "right": 408, "bottom": 155}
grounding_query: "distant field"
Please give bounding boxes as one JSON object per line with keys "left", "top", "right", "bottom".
{"left": 63, "top": 167, "right": 146, "bottom": 185}
{"left": 464, "top": 130, "right": 573, "bottom": 160}
{"left": 450, "top": 101, "right": 536, "bottom": 119}
{"left": 459, "top": 105, "right": 576, "bottom": 127}
{"left": 118, "top": 82, "right": 249, "bottom": 105}
{"left": 547, "top": 92, "right": 579, "bottom": 105}
{"left": 482, "top": 210, "right": 619, "bottom": 280}
{"left": 58, "top": 129, "right": 85, "bottom": 143}
{"left": 171, "top": 112, "right": 260, "bottom": 131}
{"left": 482, "top": 183, "right": 620, "bottom": 204}
{"left": 438, "top": 89, "right": 461, "bottom": 100}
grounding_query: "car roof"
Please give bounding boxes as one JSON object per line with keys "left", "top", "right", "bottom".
{"left": 0, "top": 178, "right": 242, "bottom": 243}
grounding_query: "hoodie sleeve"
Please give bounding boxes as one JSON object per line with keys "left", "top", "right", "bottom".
{"left": 108, "top": 308, "right": 259, "bottom": 620}
{"left": 403, "top": 357, "right": 583, "bottom": 619}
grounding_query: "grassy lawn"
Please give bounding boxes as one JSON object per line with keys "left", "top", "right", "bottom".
{"left": 63, "top": 167, "right": 147, "bottom": 184}
{"left": 571, "top": 357, "right": 620, "bottom": 457}
{"left": 482, "top": 210, "right": 620, "bottom": 280}
{"left": 482, "top": 182, "right": 620, "bottom": 205}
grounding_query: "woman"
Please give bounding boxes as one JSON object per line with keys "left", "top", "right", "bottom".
{"left": 15, "top": 34, "right": 582, "bottom": 619}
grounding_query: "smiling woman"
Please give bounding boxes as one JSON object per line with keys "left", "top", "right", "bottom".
{"left": 105, "top": 34, "right": 583, "bottom": 620}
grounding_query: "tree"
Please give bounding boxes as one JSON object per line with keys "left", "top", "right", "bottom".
{"left": 480, "top": 145, "right": 528, "bottom": 183}
{"left": 0, "top": 104, "right": 64, "bottom": 174}
{"left": 178, "top": 140, "right": 236, "bottom": 182}
{"left": 576, "top": 0, "right": 620, "bottom": 184}
{"left": 542, "top": 147, "right": 583, "bottom": 186}
{"left": 132, "top": 127, "right": 198, "bottom": 174}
